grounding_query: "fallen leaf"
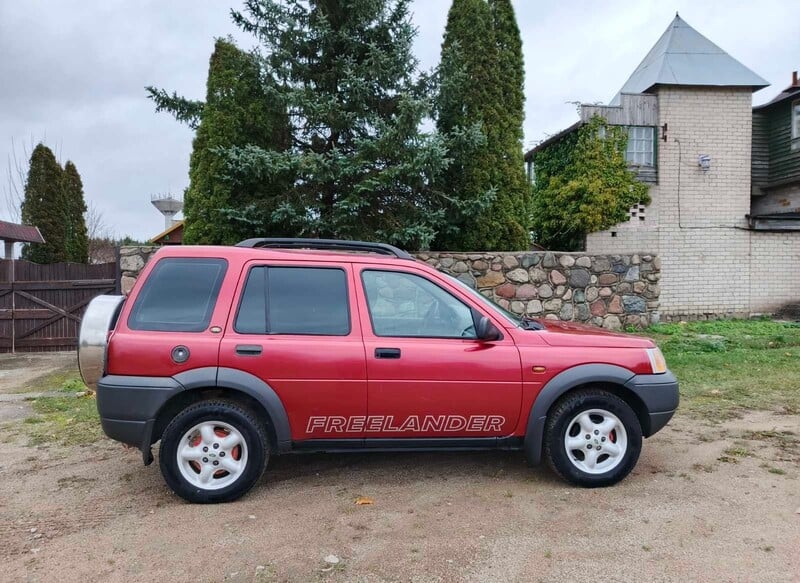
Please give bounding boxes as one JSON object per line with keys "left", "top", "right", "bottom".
{"left": 355, "top": 496, "right": 374, "bottom": 506}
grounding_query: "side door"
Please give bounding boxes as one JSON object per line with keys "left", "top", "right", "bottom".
{"left": 356, "top": 265, "right": 522, "bottom": 440}
{"left": 218, "top": 261, "right": 367, "bottom": 442}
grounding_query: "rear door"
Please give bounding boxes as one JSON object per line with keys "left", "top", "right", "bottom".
{"left": 218, "top": 261, "right": 367, "bottom": 442}
{"left": 356, "top": 265, "right": 522, "bottom": 440}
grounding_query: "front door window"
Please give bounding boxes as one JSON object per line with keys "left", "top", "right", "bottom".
{"left": 361, "top": 270, "right": 476, "bottom": 339}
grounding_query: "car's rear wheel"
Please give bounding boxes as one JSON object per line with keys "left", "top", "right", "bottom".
{"left": 159, "top": 401, "right": 268, "bottom": 503}
{"left": 544, "top": 389, "right": 642, "bottom": 487}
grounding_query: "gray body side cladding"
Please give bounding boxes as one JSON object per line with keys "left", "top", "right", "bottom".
{"left": 524, "top": 364, "right": 638, "bottom": 467}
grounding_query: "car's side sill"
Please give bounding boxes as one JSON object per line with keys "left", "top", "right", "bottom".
{"left": 291, "top": 436, "right": 524, "bottom": 453}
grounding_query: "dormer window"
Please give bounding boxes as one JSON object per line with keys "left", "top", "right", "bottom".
{"left": 625, "top": 126, "right": 655, "bottom": 166}
{"left": 792, "top": 100, "right": 800, "bottom": 151}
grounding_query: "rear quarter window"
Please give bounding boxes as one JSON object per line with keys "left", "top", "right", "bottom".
{"left": 128, "top": 258, "right": 227, "bottom": 332}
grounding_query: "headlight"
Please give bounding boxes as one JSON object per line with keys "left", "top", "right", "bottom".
{"left": 646, "top": 347, "right": 667, "bottom": 374}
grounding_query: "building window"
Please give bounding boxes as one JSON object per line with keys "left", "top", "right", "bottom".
{"left": 792, "top": 100, "right": 800, "bottom": 151}
{"left": 625, "top": 126, "right": 655, "bottom": 166}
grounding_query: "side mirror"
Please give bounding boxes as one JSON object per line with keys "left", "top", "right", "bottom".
{"left": 473, "top": 310, "right": 502, "bottom": 341}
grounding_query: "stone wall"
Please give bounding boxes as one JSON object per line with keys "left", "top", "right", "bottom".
{"left": 120, "top": 246, "right": 661, "bottom": 329}
{"left": 420, "top": 252, "right": 660, "bottom": 328}
{"left": 119, "top": 246, "right": 157, "bottom": 294}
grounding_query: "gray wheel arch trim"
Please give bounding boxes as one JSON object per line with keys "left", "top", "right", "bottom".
{"left": 215, "top": 367, "right": 292, "bottom": 453}
{"left": 524, "top": 364, "right": 636, "bottom": 466}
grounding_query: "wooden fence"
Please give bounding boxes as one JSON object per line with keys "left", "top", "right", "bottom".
{"left": 0, "top": 259, "right": 119, "bottom": 353}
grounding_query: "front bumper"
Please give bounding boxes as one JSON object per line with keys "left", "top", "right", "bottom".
{"left": 96, "top": 375, "right": 183, "bottom": 463}
{"left": 624, "top": 370, "right": 680, "bottom": 437}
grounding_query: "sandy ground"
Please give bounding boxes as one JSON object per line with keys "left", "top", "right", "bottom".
{"left": 0, "top": 357, "right": 798, "bottom": 582}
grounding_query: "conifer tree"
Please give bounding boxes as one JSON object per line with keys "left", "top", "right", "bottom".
{"left": 150, "top": 2, "right": 471, "bottom": 250}
{"left": 488, "top": 0, "right": 529, "bottom": 242}
{"left": 20, "top": 144, "right": 67, "bottom": 263}
{"left": 63, "top": 161, "right": 89, "bottom": 263}
{"left": 150, "top": 39, "right": 290, "bottom": 244}
{"left": 435, "top": 0, "right": 529, "bottom": 251}
{"left": 223, "top": 0, "right": 459, "bottom": 249}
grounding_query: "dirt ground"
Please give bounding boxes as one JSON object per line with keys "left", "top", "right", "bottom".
{"left": 0, "top": 352, "right": 77, "bottom": 395}
{"left": 0, "top": 356, "right": 798, "bottom": 582}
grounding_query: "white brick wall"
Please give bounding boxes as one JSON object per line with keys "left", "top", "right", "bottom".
{"left": 750, "top": 232, "right": 800, "bottom": 313}
{"left": 586, "top": 86, "right": 800, "bottom": 317}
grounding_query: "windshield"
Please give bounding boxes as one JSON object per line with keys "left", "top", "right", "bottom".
{"left": 447, "top": 275, "right": 522, "bottom": 327}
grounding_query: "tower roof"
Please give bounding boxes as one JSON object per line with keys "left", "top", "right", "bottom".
{"left": 611, "top": 14, "right": 768, "bottom": 104}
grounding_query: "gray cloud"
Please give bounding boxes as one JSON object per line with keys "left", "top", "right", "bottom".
{"left": 1, "top": 0, "right": 798, "bottom": 241}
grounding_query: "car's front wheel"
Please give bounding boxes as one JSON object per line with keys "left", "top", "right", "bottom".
{"left": 159, "top": 400, "right": 268, "bottom": 503}
{"left": 544, "top": 389, "right": 642, "bottom": 487}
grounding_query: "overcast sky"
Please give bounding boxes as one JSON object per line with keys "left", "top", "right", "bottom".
{"left": 1, "top": 0, "right": 798, "bottom": 241}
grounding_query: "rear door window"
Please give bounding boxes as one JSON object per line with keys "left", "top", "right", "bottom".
{"left": 128, "top": 258, "right": 227, "bottom": 332}
{"left": 235, "top": 266, "right": 350, "bottom": 336}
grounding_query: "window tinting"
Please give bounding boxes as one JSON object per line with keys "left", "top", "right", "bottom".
{"left": 128, "top": 258, "right": 227, "bottom": 332}
{"left": 362, "top": 270, "right": 476, "bottom": 338}
{"left": 235, "top": 267, "right": 350, "bottom": 336}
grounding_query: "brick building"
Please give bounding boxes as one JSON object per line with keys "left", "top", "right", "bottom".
{"left": 525, "top": 15, "right": 800, "bottom": 320}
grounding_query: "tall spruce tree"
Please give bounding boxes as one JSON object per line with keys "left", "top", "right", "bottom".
{"left": 63, "top": 161, "right": 89, "bottom": 263}
{"left": 214, "top": 0, "right": 459, "bottom": 249}
{"left": 435, "top": 0, "right": 529, "bottom": 251}
{"left": 20, "top": 144, "right": 67, "bottom": 263}
{"left": 149, "top": 39, "right": 290, "bottom": 244}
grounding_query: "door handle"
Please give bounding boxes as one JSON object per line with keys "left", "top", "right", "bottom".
{"left": 375, "top": 347, "right": 401, "bottom": 359}
{"left": 235, "top": 344, "right": 263, "bottom": 356}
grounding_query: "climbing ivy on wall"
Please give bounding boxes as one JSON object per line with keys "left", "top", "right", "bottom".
{"left": 530, "top": 116, "right": 650, "bottom": 251}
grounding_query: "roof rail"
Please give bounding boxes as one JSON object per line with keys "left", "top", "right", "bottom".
{"left": 235, "top": 238, "right": 415, "bottom": 260}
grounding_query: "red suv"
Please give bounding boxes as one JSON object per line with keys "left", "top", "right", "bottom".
{"left": 79, "top": 239, "right": 678, "bottom": 503}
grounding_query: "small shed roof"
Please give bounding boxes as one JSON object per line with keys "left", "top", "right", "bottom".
{"left": 0, "top": 220, "right": 45, "bottom": 244}
{"left": 611, "top": 15, "right": 768, "bottom": 104}
{"left": 150, "top": 220, "right": 184, "bottom": 245}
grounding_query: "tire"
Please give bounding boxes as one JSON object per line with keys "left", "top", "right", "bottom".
{"left": 544, "top": 389, "right": 642, "bottom": 488}
{"left": 159, "top": 400, "right": 269, "bottom": 503}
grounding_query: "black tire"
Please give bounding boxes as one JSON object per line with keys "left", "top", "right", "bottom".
{"left": 159, "top": 400, "right": 269, "bottom": 503}
{"left": 544, "top": 389, "right": 642, "bottom": 488}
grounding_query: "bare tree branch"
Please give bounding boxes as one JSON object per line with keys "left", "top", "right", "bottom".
{"left": 4, "top": 136, "right": 34, "bottom": 222}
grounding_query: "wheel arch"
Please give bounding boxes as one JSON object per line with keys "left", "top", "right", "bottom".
{"left": 151, "top": 367, "right": 292, "bottom": 454}
{"left": 524, "top": 364, "right": 650, "bottom": 466}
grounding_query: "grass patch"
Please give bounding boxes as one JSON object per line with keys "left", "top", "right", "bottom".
{"left": 722, "top": 446, "right": 752, "bottom": 458}
{"left": 643, "top": 319, "right": 800, "bottom": 420}
{"left": 19, "top": 365, "right": 82, "bottom": 393}
{"left": 23, "top": 394, "right": 101, "bottom": 446}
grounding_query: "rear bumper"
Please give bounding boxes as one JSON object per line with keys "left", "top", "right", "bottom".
{"left": 96, "top": 375, "right": 183, "bottom": 462}
{"left": 624, "top": 370, "right": 680, "bottom": 437}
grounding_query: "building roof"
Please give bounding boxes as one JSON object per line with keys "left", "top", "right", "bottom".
{"left": 524, "top": 121, "right": 583, "bottom": 161}
{"left": 754, "top": 83, "right": 800, "bottom": 110}
{"left": 0, "top": 220, "right": 45, "bottom": 244}
{"left": 611, "top": 14, "right": 768, "bottom": 105}
{"left": 149, "top": 220, "right": 184, "bottom": 244}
